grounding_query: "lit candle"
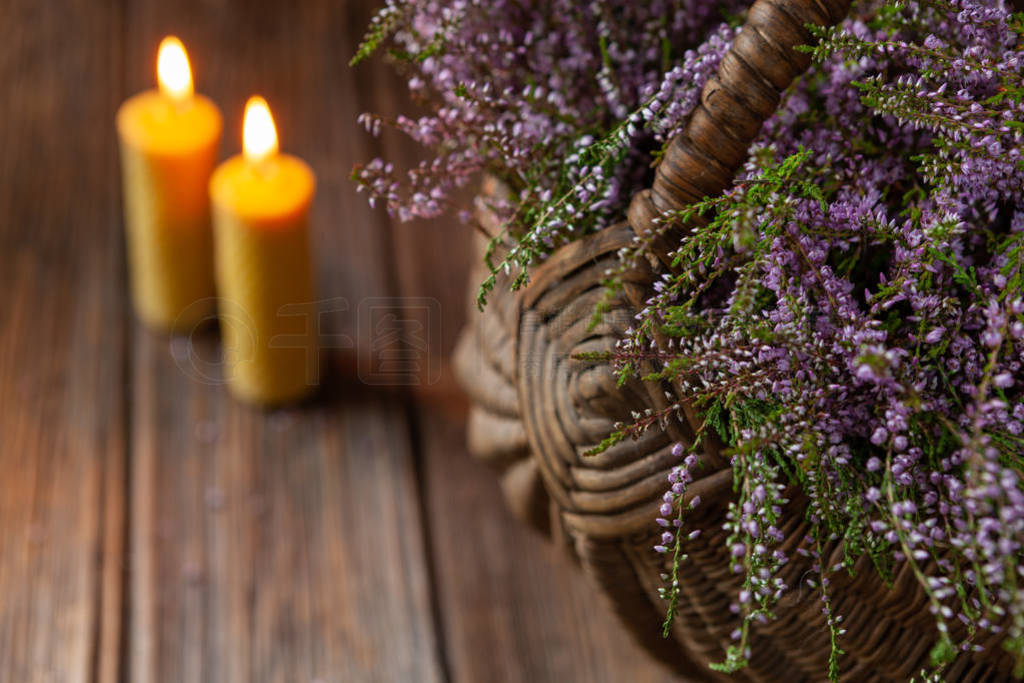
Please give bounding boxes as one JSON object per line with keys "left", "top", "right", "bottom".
{"left": 210, "top": 96, "right": 318, "bottom": 405}
{"left": 116, "top": 36, "right": 222, "bottom": 331}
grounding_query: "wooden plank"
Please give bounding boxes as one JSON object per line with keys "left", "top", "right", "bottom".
{"left": 0, "top": 1, "right": 126, "bottom": 682}
{"left": 373, "top": 46, "right": 691, "bottom": 683}
{"left": 124, "top": 1, "right": 443, "bottom": 681}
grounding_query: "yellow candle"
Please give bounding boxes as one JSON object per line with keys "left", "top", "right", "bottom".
{"left": 210, "top": 96, "right": 318, "bottom": 405}
{"left": 116, "top": 36, "right": 222, "bottom": 331}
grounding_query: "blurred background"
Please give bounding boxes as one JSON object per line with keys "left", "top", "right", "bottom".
{"left": 0, "top": 1, "right": 687, "bottom": 681}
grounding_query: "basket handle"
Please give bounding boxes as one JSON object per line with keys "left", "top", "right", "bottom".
{"left": 628, "top": 0, "right": 851, "bottom": 236}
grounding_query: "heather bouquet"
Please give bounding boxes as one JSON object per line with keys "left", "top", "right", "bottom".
{"left": 353, "top": 0, "right": 1024, "bottom": 679}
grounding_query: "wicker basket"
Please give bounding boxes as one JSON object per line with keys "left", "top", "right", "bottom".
{"left": 453, "top": 0, "right": 1016, "bottom": 680}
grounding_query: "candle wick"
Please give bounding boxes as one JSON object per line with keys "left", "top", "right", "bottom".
{"left": 251, "top": 157, "right": 276, "bottom": 179}
{"left": 168, "top": 94, "right": 192, "bottom": 116}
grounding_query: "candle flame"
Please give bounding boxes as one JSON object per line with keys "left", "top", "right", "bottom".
{"left": 243, "top": 96, "right": 279, "bottom": 165}
{"left": 156, "top": 36, "right": 193, "bottom": 103}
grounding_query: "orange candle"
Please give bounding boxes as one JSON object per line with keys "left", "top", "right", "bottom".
{"left": 210, "top": 96, "right": 318, "bottom": 405}
{"left": 116, "top": 37, "right": 222, "bottom": 331}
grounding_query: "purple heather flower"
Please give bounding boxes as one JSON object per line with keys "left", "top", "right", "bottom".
{"left": 994, "top": 373, "right": 1014, "bottom": 389}
{"left": 871, "top": 427, "right": 889, "bottom": 446}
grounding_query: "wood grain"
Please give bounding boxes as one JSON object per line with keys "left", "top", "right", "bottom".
{"left": 124, "top": 1, "right": 443, "bottom": 681}
{"left": 0, "top": 1, "right": 126, "bottom": 682}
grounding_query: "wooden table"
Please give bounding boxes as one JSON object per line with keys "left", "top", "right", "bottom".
{"left": 0, "top": 1, "right": 688, "bottom": 681}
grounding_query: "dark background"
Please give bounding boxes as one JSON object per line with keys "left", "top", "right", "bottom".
{"left": 0, "top": 0, "right": 686, "bottom": 681}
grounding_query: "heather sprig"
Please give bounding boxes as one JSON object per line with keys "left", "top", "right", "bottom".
{"left": 655, "top": 441, "right": 703, "bottom": 638}
{"left": 349, "top": 0, "right": 415, "bottom": 67}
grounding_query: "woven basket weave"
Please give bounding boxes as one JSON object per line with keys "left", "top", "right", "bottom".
{"left": 454, "top": 1, "right": 1015, "bottom": 680}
